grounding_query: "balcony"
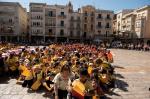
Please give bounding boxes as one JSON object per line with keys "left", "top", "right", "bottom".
{"left": 76, "top": 26, "right": 81, "bottom": 30}
{"left": 96, "top": 25, "right": 103, "bottom": 29}
{"left": 57, "top": 15, "right": 66, "bottom": 18}
{"left": 0, "top": 27, "right": 14, "bottom": 35}
{"left": 83, "top": 13, "right": 88, "bottom": 16}
{"left": 70, "top": 19, "right": 81, "bottom": 22}
{"left": 45, "top": 32, "right": 55, "bottom": 36}
{"left": 105, "top": 17, "right": 112, "bottom": 20}
{"left": 69, "top": 26, "right": 75, "bottom": 30}
{"left": 31, "top": 25, "right": 43, "bottom": 28}
{"left": 31, "top": 9, "right": 43, "bottom": 12}
{"left": 45, "top": 23, "right": 56, "bottom": 27}
{"left": 97, "top": 17, "right": 103, "bottom": 20}
{"left": 105, "top": 26, "right": 111, "bottom": 29}
{"left": 57, "top": 24, "right": 66, "bottom": 28}
{"left": 31, "top": 17, "right": 43, "bottom": 20}
{"left": 45, "top": 15, "right": 56, "bottom": 18}
{"left": 0, "top": 22, "right": 14, "bottom": 26}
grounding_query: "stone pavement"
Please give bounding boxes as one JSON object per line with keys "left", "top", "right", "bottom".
{"left": 107, "top": 49, "right": 150, "bottom": 99}
{"left": 0, "top": 49, "right": 150, "bottom": 99}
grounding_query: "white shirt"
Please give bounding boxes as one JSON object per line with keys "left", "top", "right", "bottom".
{"left": 53, "top": 72, "right": 74, "bottom": 90}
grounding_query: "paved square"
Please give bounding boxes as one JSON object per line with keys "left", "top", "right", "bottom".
{"left": 0, "top": 49, "right": 150, "bottom": 99}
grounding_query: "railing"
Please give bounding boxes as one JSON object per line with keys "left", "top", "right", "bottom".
{"left": 70, "top": 19, "right": 81, "bottom": 22}
{"left": 96, "top": 25, "right": 103, "bottom": 29}
{"left": 97, "top": 17, "right": 103, "bottom": 19}
{"left": 57, "top": 24, "right": 66, "bottom": 27}
{"left": 31, "top": 18, "right": 43, "bottom": 20}
{"left": 57, "top": 15, "right": 67, "bottom": 18}
{"left": 45, "top": 24, "right": 56, "bottom": 26}
{"left": 105, "top": 17, "right": 112, "bottom": 20}
{"left": 45, "top": 15, "right": 56, "bottom": 17}
{"left": 105, "top": 26, "right": 111, "bottom": 29}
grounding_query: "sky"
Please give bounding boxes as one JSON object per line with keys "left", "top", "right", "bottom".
{"left": 0, "top": 0, "right": 150, "bottom": 12}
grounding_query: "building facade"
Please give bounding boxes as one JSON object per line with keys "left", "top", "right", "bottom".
{"left": 0, "top": 2, "right": 28, "bottom": 42}
{"left": 29, "top": 2, "right": 114, "bottom": 43}
{"left": 115, "top": 5, "right": 150, "bottom": 43}
{"left": 81, "top": 5, "right": 114, "bottom": 41}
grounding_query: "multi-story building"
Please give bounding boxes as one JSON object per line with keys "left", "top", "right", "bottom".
{"left": 45, "top": 5, "right": 56, "bottom": 42}
{"left": 116, "top": 9, "right": 134, "bottom": 33}
{"left": 134, "top": 5, "right": 150, "bottom": 41}
{"left": 29, "top": 3, "right": 46, "bottom": 43}
{"left": 113, "top": 14, "right": 117, "bottom": 35}
{"left": 68, "top": 11, "right": 82, "bottom": 41}
{"left": 29, "top": 2, "right": 114, "bottom": 42}
{"left": 0, "top": 2, "right": 28, "bottom": 42}
{"left": 115, "top": 5, "right": 150, "bottom": 43}
{"left": 81, "top": 5, "right": 114, "bottom": 41}
{"left": 81, "top": 5, "right": 96, "bottom": 40}
{"left": 95, "top": 9, "right": 114, "bottom": 41}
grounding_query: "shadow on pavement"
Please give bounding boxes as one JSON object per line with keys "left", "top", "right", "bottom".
{"left": 115, "top": 78, "right": 128, "bottom": 92}
{"left": 27, "top": 86, "right": 54, "bottom": 98}
{"left": 115, "top": 73, "right": 125, "bottom": 79}
{"left": 114, "top": 65, "right": 125, "bottom": 69}
{"left": 0, "top": 75, "right": 10, "bottom": 84}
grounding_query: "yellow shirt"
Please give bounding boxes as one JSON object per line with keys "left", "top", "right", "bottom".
{"left": 72, "top": 79, "right": 94, "bottom": 92}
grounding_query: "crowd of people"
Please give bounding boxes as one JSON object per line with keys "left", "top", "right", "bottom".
{"left": 111, "top": 41, "right": 150, "bottom": 51}
{"left": 0, "top": 42, "right": 114, "bottom": 99}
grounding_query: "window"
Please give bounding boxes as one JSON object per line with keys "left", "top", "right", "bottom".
{"left": 98, "top": 22, "right": 101, "bottom": 27}
{"left": 49, "top": 11, "right": 53, "bottom": 17}
{"left": 9, "top": 19, "right": 12, "bottom": 23}
{"left": 70, "top": 31, "right": 73, "bottom": 37}
{"left": 49, "top": 29, "right": 52, "bottom": 33}
{"left": 60, "top": 21, "right": 64, "bottom": 26}
{"left": 77, "top": 23, "right": 80, "bottom": 28}
{"left": 98, "top": 14, "right": 102, "bottom": 18}
{"left": 91, "top": 25, "right": 93, "bottom": 30}
{"left": 60, "top": 29, "right": 64, "bottom": 36}
{"left": 106, "top": 31, "right": 109, "bottom": 37}
{"left": 142, "top": 13, "right": 145, "bottom": 17}
{"left": 84, "top": 11, "right": 88, "bottom": 16}
{"left": 91, "top": 12, "right": 94, "bottom": 16}
{"left": 77, "top": 17, "right": 80, "bottom": 20}
{"left": 61, "top": 12, "right": 64, "bottom": 16}
{"left": 85, "top": 17, "right": 87, "bottom": 22}
{"left": 106, "top": 23, "right": 110, "bottom": 28}
{"left": 71, "top": 16, "right": 74, "bottom": 20}
{"left": 77, "top": 31, "right": 80, "bottom": 36}
{"left": 91, "top": 17, "right": 94, "bottom": 22}
{"left": 98, "top": 30, "right": 101, "bottom": 34}
{"left": 84, "top": 24, "right": 87, "bottom": 29}
{"left": 106, "top": 14, "right": 110, "bottom": 19}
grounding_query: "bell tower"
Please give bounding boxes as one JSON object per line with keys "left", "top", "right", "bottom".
{"left": 68, "top": 0, "right": 73, "bottom": 13}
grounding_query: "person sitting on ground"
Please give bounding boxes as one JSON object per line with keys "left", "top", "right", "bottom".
{"left": 70, "top": 67, "right": 94, "bottom": 99}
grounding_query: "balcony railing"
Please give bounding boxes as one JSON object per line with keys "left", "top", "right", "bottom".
{"left": 97, "top": 17, "right": 103, "bottom": 20}
{"left": 70, "top": 19, "right": 81, "bottom": 22}
{"left": 45, "top": 24, "right": 56, "bottom": 27}
{"left": 96, "top": 25, "right": 103, "bottom": 29}
{"left": 105, "top": 17, "right": 112, "bottom": 20}
{"left": 57, "top": 24, "right": 66, "bottom": 28}
{"left": 76, "top": 26, "right": 81, "bottom": 30}
{"left": 57, "top": 15, "right": 66, "bottom": 18}
{"left": 31, "top": 9, "right": 43, "bottom": 12}
{"left": 45, "top": 15, "right": 56, "bottom": 17}
{"left": 105, "top": 26, "right": 111, "bottom": 29}
{"left": 31, "top": 18, "right": 43, "bottom": 20}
